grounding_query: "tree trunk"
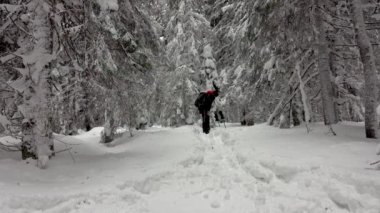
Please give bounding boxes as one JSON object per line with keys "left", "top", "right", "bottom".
{"left": 291, "top": 92, "right": 302, "bottom": 127}
{"left": 279, "top": 107, "right": 291, "bottom": 129}
{"left": 101, "top": 107, "right": 116, "bottom": 143}
{"left": 297, "top": 62, "right": 311, "bottom": 132}
{"left": 21, "top": 1, "right": 54, "bottom": 166}
{"left": 280, "top": 86, "right": 292, "bottom": 129}
{"left": 21, "top": 121, "right": 37, "bottom": 160}
{"left": 312, "top": 0, "right": 338, "bottom": 125}
{"left": 267, "top": 92, "right": 288, "bottom": 126}
{"left": 350, "top": 0, "right": 379, "bottom": 138}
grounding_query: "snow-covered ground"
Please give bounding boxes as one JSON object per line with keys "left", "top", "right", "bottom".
{"left": 0, "top": 123, "right": 379, "bottom": 213}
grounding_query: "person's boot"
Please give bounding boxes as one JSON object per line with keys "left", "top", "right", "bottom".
{"left": 204, "top": 119, "right": 210, "bottom": 134}
{"left": 202, "top": 122, "right": 209, "bottom": 134}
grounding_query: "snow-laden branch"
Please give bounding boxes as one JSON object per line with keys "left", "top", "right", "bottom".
{"left": 0, "top": 140, "right": 21, "bottom": 152}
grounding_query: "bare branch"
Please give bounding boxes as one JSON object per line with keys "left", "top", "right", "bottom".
{"left": 10, "top": 17, "right": 35, "bottom": 39}
{"left": 53, "top": 147, "right": 73, "bottom": 154}
{"left": 370, "top": 160, "right": 380, "bottom": 166}
{"left": 53, "top": 136, "right": 81, "bottom": 145}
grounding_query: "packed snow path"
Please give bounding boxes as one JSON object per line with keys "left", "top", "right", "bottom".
{"left": 1, "top": 124, "right": 380, "bottom": 213}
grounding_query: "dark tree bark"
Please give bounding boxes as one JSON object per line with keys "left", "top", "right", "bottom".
{"left": 350, "top": 0, "right": 379, "bottom": 138}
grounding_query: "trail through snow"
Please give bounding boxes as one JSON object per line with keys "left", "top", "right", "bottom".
{"left": 0, "top": 124, "right": 380, "bottom": 213}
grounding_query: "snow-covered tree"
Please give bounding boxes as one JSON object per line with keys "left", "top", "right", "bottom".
{"left": 84, "top": 0, "right": 159, "bottom": 143}
{"left": 207, "top": 0, "right": 377, "bottom": 137}
{"left": 0, "top": 0, "right": 65, "bottom": 167}
{"left": 0, "top": 0, "right": 161, "bottom": 165}
{"left": 312, "top": 0, "right": 339, "bottom": 126}
{"left": 350, "top": 0, "right": 379, "bottom": 138}
{"left": 160, "top": 0, "right": 214, "bottom": 126}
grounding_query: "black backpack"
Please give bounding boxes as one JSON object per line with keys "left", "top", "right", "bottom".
{"left": 194, "top": 92, "right": 207, "bottom": 110}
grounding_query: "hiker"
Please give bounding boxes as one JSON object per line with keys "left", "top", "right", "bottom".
{"left": 194, "top": 82, "right": 219, "bottom": 134}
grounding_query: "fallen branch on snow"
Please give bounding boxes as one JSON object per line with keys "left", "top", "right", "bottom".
{"left": 53, "top": 137, "right": 77, "bottom": 163}
{"left": 369, "top": 160, "right": 380, "bottom": 166}
{"left": 53, "top": 147, "right": 73, "bottom": 154}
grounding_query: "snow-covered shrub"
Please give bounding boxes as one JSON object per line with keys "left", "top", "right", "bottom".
{"left": 136, "top": 117, "right": 148, "bottom": 130}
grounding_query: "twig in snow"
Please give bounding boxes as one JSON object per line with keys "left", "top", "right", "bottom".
{"left": 67, "top": 145, "right": 76, "bottom": 163}
{"left": 53, "top": 136, "right": 81, "bottom": 145}
{"left": 54, "top": 138, "right": 76, "bottom": 163}
{"left": 52, "top": 136, "right": 77, "bottom": 163}
{"left": 328, "top": 125, "right": 337, "bottom": 136}
{"left": 369, "top": 160, "right": 380, "bottom": 166}
{"left": 53, "top": 147, "right": 72, "bottom": 154}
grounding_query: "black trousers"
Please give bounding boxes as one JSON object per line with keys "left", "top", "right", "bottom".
{"left": 201, "top": 110, "right": 210, "bottom": 134}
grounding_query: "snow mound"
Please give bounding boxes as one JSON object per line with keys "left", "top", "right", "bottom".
{"left": 81, "top": 127, "right": 104, "bottom": 136}
{"left": 326, "top": 181, "right": 380, "bottom": 212}
{"left": 133, "top": 172, "right": 171, "bottom": 195}
{"left": 180, "top": 155, "right": 204, "bottom": 167}
{"left": 243, "top": 161, "right": 274, "bottom": 182}
{"left": 1, "top": 124, "right": 380, "bottom": 212}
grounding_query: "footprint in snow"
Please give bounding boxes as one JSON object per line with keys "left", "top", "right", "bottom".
{"left": 203, "top": 193, "right": 209, "bottom": 199}
{"left": 75, "top": 198, "right": 95, "bottom": 209}
{"left": 210, "top": 200, "right": 221, "bottom": 208}
{"left": 224, "top": 191, "right": 231, "bottom": 200}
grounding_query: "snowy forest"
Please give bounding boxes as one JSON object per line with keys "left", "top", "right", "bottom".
{"left": 1, "top": 0, "right": 380, "bottom": 212}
